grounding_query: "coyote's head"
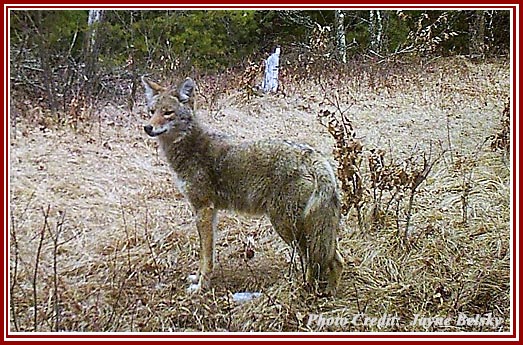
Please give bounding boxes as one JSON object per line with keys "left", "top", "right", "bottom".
{"left": 142, "top": 77, "right": 195, "bottom": 138}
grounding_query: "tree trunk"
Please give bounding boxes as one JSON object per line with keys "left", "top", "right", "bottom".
{"left": 35, "top": 11, "right": 58, "bottom": 112}
{"left": 485, "top": 10, "right": 495, "bottom": 50}
{"left": 334, "top": 10, "right": 347, "bottom": 63}
{"left": 469, "top": 10, "right": 486, "bottom": 58}
{"left": 84, "top": 10, "right": 104, "bottom": 97}
{"left": 87, "top": 10, "right": 103, "bottom": 53}
{"left": 369, "top": 10, "right": 384, "bottom": 55}
{"left": 262, "top": 47, "right": 281, "bottom": 93}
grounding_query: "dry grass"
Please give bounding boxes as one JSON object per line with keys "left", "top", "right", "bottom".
{"left": 8, "top": 57, "right": 511, "bottom": 333}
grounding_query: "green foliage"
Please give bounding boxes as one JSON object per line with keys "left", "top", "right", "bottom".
{"left": 100, "top": 10, "right": 260, "bottom": 71}
{"left": 10, "top": 10, "right": 87, "bottom": 58}
{"left": 385, "top": 11, "right": 411, "bottom": 53}
{"left": 172, "top": 10, "right": 259, "bottom": 69}
{"left": 344, "top": 12, "right": 374, "bottom": 55}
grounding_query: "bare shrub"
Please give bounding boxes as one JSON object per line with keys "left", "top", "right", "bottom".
{"left": 488, "top": 99, "right": 510, "bottom": 155}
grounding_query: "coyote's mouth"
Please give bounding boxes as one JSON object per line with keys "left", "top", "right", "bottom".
{"left": 144, "top": 125, "right": 167, "bottom": 137}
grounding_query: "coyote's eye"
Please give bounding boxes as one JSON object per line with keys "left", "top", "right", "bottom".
{"left": 149, "top": 109, "right": 155, "bottom": 115}
{"left": 164, "top": 110, "right": 175, "bottom": 117}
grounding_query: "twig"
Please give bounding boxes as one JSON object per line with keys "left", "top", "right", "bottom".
{"left": 446, "top": 114, "right": 454, "bottom": 164}
{"left": 104, "top": 272, "right": 132, "bottom": 331}
{"left": 10, "top": 191, "right": 35, "bottom": 332}
{"left": 48, "top": 210, "right": 66, "bottom": 332}
{"left": 9, "top": 213, "right": 20, "bottom": 332}
{"left": 143, "top": 206, "right": 161, "bottom": 282}
{"left": 395, "top": 198, "right": 401, "bottom": 236}
{"left": 404, "top": 144, "right": 445, "bottom": 238}
{"left": 119, "top": 198, "right": 132, "bottom": 272}
{"left": 33, "top": 205, "right": 50, "bottom": 331}
{"left": 460, "top": 138, "right": 489, "bottom": 226}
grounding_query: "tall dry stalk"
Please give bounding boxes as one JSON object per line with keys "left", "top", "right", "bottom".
{"left": 33, "top": 205, "right": 50, "bottom": 331}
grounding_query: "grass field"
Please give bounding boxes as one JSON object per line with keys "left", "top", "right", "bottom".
{"left": 8, "top": 57, "right": 512, "bottom": 333}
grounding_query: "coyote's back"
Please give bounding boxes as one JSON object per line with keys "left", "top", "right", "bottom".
{"left": 142, "top": 76, "right": 344, "bottom": 296}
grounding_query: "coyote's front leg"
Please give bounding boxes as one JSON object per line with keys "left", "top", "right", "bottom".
{"left": 187, "top": 206, "right": 217, "bottom": 293}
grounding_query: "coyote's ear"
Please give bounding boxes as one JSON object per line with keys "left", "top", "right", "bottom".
{"left": 142, "top": 76, "right": 165, "bottom": 107}
{"left": 178, "top": 77, "right": 195, "bottom": 105}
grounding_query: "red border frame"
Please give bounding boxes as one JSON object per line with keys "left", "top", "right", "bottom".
{"left": 2, "top": 2, "right": 519, "bottom": 343}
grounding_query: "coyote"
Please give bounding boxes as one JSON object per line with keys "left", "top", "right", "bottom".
{"left": 142, "top": 77, "right": 344, "bottom": 296}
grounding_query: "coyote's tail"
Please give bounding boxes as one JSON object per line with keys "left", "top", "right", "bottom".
{"left": 303, "top": 160, "right": 344, "bottom": 295}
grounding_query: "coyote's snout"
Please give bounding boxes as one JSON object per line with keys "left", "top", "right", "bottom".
{"left": 142, "top": 76, "right": 344, "bottom": 296}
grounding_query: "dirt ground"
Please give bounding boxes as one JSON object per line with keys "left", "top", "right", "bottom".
{"left": 8, "top": 57, "right": 512, "bottom": 334}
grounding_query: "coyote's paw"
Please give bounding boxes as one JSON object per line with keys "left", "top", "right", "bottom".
{"left": 186, "top": 283, "right": 202, "bottom": 294}
{"left": 186, "top": 273, "right": 210, "bottom": 294}
{"left": 186, "top": 274, "right": 201, "bottom": 293}
{"left": 187, "top": 274, "right": 199, "bottom": 284}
